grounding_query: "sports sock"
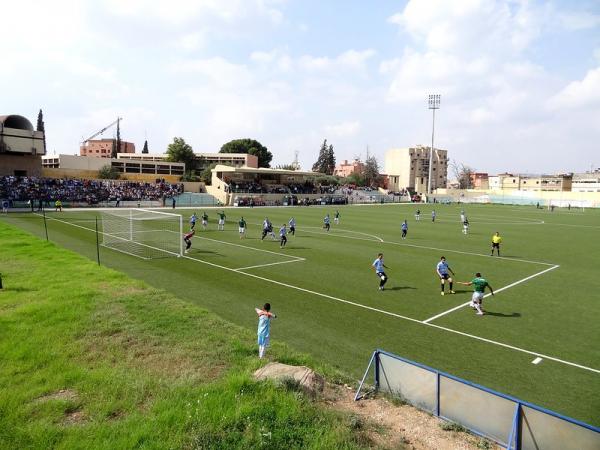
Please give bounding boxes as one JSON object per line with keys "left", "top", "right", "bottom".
{"left": 449, "top": 282, "right": 453, "bottom": 290}
{"left": 441, "top": 284, "right": 444, "bottom": 292}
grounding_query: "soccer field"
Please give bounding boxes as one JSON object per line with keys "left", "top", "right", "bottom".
{"left": 3, "top": 203, "right": 599, "bottom": 425}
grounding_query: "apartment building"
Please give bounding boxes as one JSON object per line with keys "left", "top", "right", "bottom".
{"left": 119, "top": 152, "right": 258, "bottom": 170}
{"left": 385, "top": 145, "right": 448, "bottom": 193}
{"left": 334, "top": 159, "right": 364, "bottom": 177}
{"left": 80, "top": 139, "right": 135, "bottom": 157}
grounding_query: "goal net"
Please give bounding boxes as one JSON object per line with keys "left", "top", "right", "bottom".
{"left": 100, "top": 209, "right": 183, "bottom": 259}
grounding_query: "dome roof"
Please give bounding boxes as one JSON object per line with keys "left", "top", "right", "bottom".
{"left": 0, "top": 115, "right": 34, "bottom": 131}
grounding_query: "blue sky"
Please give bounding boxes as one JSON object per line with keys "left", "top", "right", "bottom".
{"left": 2, "top": 0, "right": 599, "bottom": 175}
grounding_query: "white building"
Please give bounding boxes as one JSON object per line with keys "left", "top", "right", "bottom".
{"left": 572, "top": 172, "right": 600, "bottom": 192}
{"left": 385, "top": 145, "right": 448, "bottom": 193}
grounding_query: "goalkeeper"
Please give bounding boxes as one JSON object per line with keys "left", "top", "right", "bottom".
{"left": 183, "top": 229, "right": 196, "bottom": 254}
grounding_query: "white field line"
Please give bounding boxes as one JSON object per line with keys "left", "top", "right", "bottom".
{"left": 256, "top": 221, "right": 554, "bottom": 266}
{"left": 422, "top": 264, "right": 560, "bottom": 323}
{"left": 234, "top": 259, "right": 305, "bottom": 271}
{"left": 192, "top": 235, "right": 305, "bottom": 262}
{"left": 35, "top": 214, "right": 178, "bottom": 258}
{"left": 434, "top": 219, "right": 545, "bottom": 226}
{"left": 301, "top": 225, "right": 384, "bottom": 242}
{"left": 300, "top": 228, "right": 384, "bottom": 242}
{"left": 383, "top": 240, "right": 555, "bottom": 266}
{"left": 246, "top": 221, "right": 384, "bottom": 243}
{"left": 180, "top": 253, "right": 599, "bottom": 375}
{"left": 36, "top": 213, "right": 599, "bottom": 374}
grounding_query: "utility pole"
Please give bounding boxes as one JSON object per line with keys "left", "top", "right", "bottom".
{"left": 427, "top": 94, "right": 441, "bottom": 194}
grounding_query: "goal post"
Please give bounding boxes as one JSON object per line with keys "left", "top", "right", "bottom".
{"left": 100, "top": 209, "right": 183, "bottom": 259}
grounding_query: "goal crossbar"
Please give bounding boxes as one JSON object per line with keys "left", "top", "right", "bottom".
{"left": 100, "top": 208, "right": 183, "bottom": 259}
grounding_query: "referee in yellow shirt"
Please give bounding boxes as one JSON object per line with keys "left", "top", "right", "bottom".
{"left": 491, "top": 231, "right": 502, "bottom": 256}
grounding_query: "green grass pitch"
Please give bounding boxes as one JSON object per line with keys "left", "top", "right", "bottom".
{"left": 3, "top": 203, "right": 599, "bottom": 425}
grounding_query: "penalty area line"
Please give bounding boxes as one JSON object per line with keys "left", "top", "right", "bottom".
{"left": 234, "top": 259, "right": 305, "bottom": 271}
{"left": 33, "top": 215, "right": 598, "bottom": 375}
{"left": 181, "top": 254, "right": 599, "bottom": 375}
{"left": 422, "top": 264, "right": 560, "bottom": 323}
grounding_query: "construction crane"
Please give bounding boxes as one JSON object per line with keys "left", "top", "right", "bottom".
{"left": 81, "top": 117, "right": 122, "bottom": 144}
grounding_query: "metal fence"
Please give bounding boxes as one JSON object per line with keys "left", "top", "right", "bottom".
{"left": 355, "top": 349, "right": 600, "bottom": 449}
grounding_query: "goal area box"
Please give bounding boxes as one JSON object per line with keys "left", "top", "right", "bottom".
{"left": 100, "top": 209, "right": 183, "bottom": 259}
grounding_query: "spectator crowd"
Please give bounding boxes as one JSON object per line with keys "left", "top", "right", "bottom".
{"left": 0, "top": 176, "right": 183, "bottom": 205}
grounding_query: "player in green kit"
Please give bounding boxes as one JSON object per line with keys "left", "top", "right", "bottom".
{"left": 201, "top": 212, "right": 209, "bottom": 230}
{"left": 217, "top": 211, "right": 226, "bottom": 231}
{"left": 458, "top": 272, "right": 494, "bottom": 316}
{"left": 238, "top": 217, "right": 247, "bottom": 239}
{"left": 334, "top": 210, "right": 340, "bottom": 225}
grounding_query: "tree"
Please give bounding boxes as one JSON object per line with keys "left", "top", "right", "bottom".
{"left": 166, "top": 137, "right": 196, "bottom": 171}
{"left": 363, "top": 152, "right": 380, "bottom": 187}
{"left": 450, "top": 161, "right": 475, "bottom": 189}
{"left": 312, "top": 139, "right": 336, "bottom": 175}
{"left": 200, "top": 163, "right": 218, "bottom": 184}
{"left": 112, "top": 120, "right": 121, "bottom": 158}
{"left": 98, "top": 164, "right": 120, "bottom": 179}
{"left": 275, "top": 164, "right": 296, "bottom": 171}
{"left": 220, "top": 139, "right": 273, "bottom": 168}
{"left": 326, "top": 143, "right": 336, "bottom": 175}
{"left": 180, "top": 170, "right": 200, "bottom": 182}
{"left": 36, "top": 109, "right": 45, "bottom": 132}
{"left": 142, "top": 140, "right": 149, "bottom": 154}
{"left": 345, "top": 171, "right": 366, "bottom": 187}
{"left": 37, "top": 109, "right": 46, "bottom": 153}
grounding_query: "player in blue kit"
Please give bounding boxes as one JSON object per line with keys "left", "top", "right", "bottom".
{"left": 279, "top": 224, "right": 287, "bottom": 248}
{"left": 372, "top": 253, "right": 389, "bottom": 291}
{"left": 436, "top": 256, "right": 455, "bottom": 295}
{"left": 324, "top": 214, "right": 331, "bottom": 231}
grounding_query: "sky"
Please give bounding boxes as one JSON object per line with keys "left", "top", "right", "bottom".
{"left": 1, "top": 0, "right": 599, "bottom": 175}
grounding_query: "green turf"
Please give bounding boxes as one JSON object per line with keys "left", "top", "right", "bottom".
{"left": 2, "top": 203, "right": 599, "bottom": 426}
{"left": 0, "top": 222, "right": 373, "bottom": 449}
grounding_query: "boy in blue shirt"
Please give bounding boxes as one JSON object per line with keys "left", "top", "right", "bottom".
{"left": 255, "top": 303, "right": 277, "bottom": 358}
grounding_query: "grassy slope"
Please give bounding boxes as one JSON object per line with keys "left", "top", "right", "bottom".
{"left": 0, "top": 222, "right": 368, "bottom": 450}
{"left": 2, "top": 203, "right": 599, "bottom": 425}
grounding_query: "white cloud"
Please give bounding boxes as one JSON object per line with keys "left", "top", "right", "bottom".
{"left": 176, "top": 32, "right": 207, "bottom": 52}
{"left": 170, "top": 57, "right": 253, "bottom": 88}
{"left": 547, "top": 67, "right": 600, "bottom": 110}
{"left": 102, "top": 0, "right": 285, "bottom": 26}
{"left": 297, "top": 49, "right": 376, "bottom": 72}
{"left": 324, "top": 121, "right": 361, "bottom": 137}
{"left": 557, "top": 11, "right": 600, "bottom": 30}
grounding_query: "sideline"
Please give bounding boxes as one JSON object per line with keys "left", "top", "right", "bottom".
{"left": 422, "top": 264, "right": 560, "bottom": 323}
{"left": 34, "top": 213, "right": 597, "bottom": 375}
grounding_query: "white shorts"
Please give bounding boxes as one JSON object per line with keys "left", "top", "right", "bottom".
{"left": 239, "top": 227, "right": 245, "bottom": 233}
{"left": 472, "top": 292, "right": 484, "bottom": 303}
{"left": 218, "top": 219, "right": 224, "bottom": 225}
{"left": 202, "top": 219, "right": 207, "bottom": 225}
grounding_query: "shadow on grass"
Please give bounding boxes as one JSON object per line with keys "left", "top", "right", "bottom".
{"left": 387, "top": 286, "right": 416, "bottom": 291}
{"left": 2, "top": 287, "right": 37, "bottom": 292}
{"left": 485, "top": 311, "right": 521, "bottom": 318}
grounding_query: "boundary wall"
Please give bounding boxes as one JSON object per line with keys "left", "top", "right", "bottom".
{"left": 355, "top": 349, "right": 600, "bottom": 449}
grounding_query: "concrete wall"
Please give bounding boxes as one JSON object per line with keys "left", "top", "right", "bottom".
{"left": 182, "top": 182, "right": 206, "bottom": 193}
{"left": 435, "top": 188, "right": 600, "bottom": 207}
{"left": 0, "top": 154, "right": 42, "bottom": 176}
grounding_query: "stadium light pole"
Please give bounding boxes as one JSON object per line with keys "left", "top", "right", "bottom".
{"left": 427, "top": 94, "right": 441, "bottom": 195}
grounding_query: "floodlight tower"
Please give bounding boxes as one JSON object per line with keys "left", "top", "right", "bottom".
{"left": 427, "top": 94, "right": 441, "bottom": 194}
